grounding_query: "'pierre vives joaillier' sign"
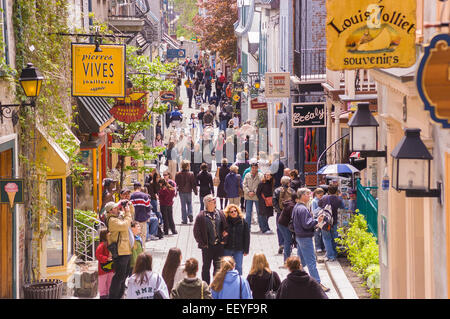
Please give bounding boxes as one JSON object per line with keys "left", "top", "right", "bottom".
{"left": 326, "top": 0, "right": 417, "bottom": 70}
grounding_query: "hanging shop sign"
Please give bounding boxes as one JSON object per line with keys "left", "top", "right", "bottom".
{"left": 326, "top": 0, "right": 417, "bottom": 70}
{"left": 167, "top": 49, "right": 186, "bottom": 59}
{"left": 110, "top": 92, "right": 148, "bottom": 124}
{"left": 0, "top": 179, "right": 24, "bottom": 208}
{"left": 72, "top": 43, "right": 126, "bottom": 97}
{"left": 416, "top": 33, "right": 450, "bottom": 129}
{"left": 265, "top": 72, "right": 290, "bottom": 98}
{"left": 292, "top": 103, "right": 326, "bottom": 128}
{"left": 160, "top": 91, "right": 176, "bottom": 101}
{"left": 250, "top": 98, "right": 268, "bottom": 110}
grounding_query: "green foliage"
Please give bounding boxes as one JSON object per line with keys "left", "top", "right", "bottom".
{"left": 337, "top": 213, "right": 380, "bottom": 298}
{"left": 174, "top": 0, "right": 197, "bottom": 39}
{"left": 74, "top": 209, "right": 100, "bottom": 251}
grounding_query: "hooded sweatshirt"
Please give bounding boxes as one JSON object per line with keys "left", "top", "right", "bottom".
{"left": 170, "top": 278, "right": 212, "bottom": 299}
{"left": 211, "top": 270, "right": 253, "bottom": 299}
{"left": 276, "top": 270, "right": 328, "bottom": 299}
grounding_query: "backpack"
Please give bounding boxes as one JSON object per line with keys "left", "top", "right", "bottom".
{"left": 279, "top": 187, "right": 293, "bottom": 211}
{"left": 317, "top": 204, "right": 333, "bottom": 231}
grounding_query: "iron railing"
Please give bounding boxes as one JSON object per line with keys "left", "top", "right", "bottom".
{"left": 356, "top": 179, "right": 378, "bottom": 239}
{"left": 74, "top": 211, "right": 105, "bottom": 261}
{"left": 294, "top": 48, "right": 326, "bottom": 81}
{"left": 109, "top": 0, "right": 138, "bottom": 18}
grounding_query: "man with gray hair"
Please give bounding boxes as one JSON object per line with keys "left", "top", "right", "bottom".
{"left": 273, "top": 176, "right": 295, "bottom": 254}
{"left": 291, "top": 187, "right": 330, "bottom": 293}
{"left": 193, "top": 194, "right": 228, "bottom": 284}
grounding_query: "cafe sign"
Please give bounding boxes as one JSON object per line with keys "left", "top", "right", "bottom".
{"left": 416, "top": 33, "right": 450, "bottom": 129}
{"left": 265, "top": 73, "right": 290, "bottom": 98}
{"left": 110, "top": 92, "right": 148, "bottom": 124}
{"left": 292, "top": 103, "right": 326, "bottom": 128}
{"left": 0, "top": 179, "right": 24, "bottom": 208}
{"left": 326, "top": 0, "right": 417, "bottom": 70}
{"left": 72, "top": 43, "right": 126, "bottom": 97}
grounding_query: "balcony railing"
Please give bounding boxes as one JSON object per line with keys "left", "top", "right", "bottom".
{"left": 294, "top": 48, "right": 326, "bottom": 82}
{"left": 109, "top": 0, "right": 138, "bottom": 18}
{"left": 108, "top": 0, "right": 144, "bottom": 33}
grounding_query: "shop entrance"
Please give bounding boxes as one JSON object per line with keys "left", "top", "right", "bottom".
{"left": 0, "top": 148, "right": 13, "bottom": 298}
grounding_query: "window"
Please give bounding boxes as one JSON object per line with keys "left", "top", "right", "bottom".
{"left": 46, "top": 179, "right": 64, "bottom": 267}
{"left": 0, "top": 0, "right": 9, "bottom": 65}
{"left": 66, "top": 176, "right": 74, "bottom": 261}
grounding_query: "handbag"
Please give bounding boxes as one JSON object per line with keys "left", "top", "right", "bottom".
{"left": 100, "top": 260, "right": 114, "bottom": 272}
{"left": 106, "top": 217, "right": 121, "bottom": 259}
{"left": 264, "top": 272, "right": 277, "bottom": 299}
{"left": 213, "top": 168, "right": 220, "bottom": 187}
{"left": 262, "top": 194, "right": 273, "bottom": 207}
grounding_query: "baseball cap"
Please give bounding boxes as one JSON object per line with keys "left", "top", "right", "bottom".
{"left": 104, "top": 201, "right": 120, "bottom": 213}
{"left": 250, "top": 158, "right": 259, "bottom": 166}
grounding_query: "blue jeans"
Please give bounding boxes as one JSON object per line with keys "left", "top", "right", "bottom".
{"left": 278, "top": 224, "right": 293, "bottom": 261}
{"left": 296, "top": 236, "right": 321, "bottom": 284}
{"left": 150, "top": 199, "right": 162, "bottom": 224}
{"left": 245, "top": 200, "right": 259, "bottom": 228}
{"left": 147, "top": 216, "right": 159, "bottom": 239}
{"left": 322, "top": 224, "right": 338, "bottom": 260}
{"left": 223, "top": 249, "right": 244, "bottom": 275}
{"left": 179, "top": 192, "right": 193, "bottom": 223}
{"left": 258, "top": 214, "right": 270, "bottom": 233}
{"left": 276, "top": 212, "right": 283, "bottom": 246}
{"left": 314, "top": 228, "right": 325, "bottom": 251}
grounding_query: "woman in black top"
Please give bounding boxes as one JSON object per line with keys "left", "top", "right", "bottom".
{"left": 247, "top": 253, "right": 281, "bottom": 299}
{"left": 256, "top": 172, "right": 275, "bottom": 234}
{"left": 217, "top": 158, "right": 231, "bottom": 210}
{"left": 196, "top": 163, "right": 214, "bottom": 211}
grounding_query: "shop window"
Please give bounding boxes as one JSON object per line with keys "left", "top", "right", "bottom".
{"left": 66, "top": 176, "right": 74, "bottom": 261}
{"left": 0, "top": 0, "right": 10, "bottom": 66}
{"left": 76, "top": 150, "right": 94, "bottom": 211}
{"left": 46, "top": 179, "right": 64, "bottom": 267}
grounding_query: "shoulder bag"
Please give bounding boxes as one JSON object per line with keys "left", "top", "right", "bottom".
{"left": 262, "top": 193, "right": 273, "bottom": 207}
{"left": 264, "top": 272, "right": 277, "bottom": 299}
{"left": 214, "top": 168, "right": 220, "bottom": 187}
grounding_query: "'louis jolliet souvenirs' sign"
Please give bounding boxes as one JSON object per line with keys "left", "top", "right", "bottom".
{"left": 326, "top": 0, "right": 417, "bottom": 70}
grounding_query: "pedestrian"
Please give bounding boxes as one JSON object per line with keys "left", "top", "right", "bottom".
{"left": 129, "top": 221, "right": 144, "bottom": 276}
{"left": 146, "top": 171, "right": 162, "bottom": 226}
{"left": 318, "top": 185, "right": 345, "bottom": 262}
{"left": 273, "top": 176, "right": 295, "bottom": 255}
{"left": 196, "top": 162, "right": 215, "bottom": 211}
{"left": 256, "top": 172, "right": 274, "bottom": 234}
{"left": 126, "top": 252, "right": 169, "bottom": 299}
{"left": 170, "top": 106, "right": 183, "bottom": 130}
{"left": 130, "top": 182, "right": 152, "bottom": 242}
{"left": 224, "top": 165, "right": 243, "bottom": 206}
{"left": 257, "top": 152, "right": 271, "bottom": 173}
{"left": 104, "top": 201, "right": 133, "bottom": 299}
{"left": 187, "top": 83, "right": 194, "bottom": 108}
{"left": 223, "top": 204, "right": 250, "bottom": 275}
{"left": 277, "top": 191, "right": 297, "bottom": 261}
{"left": 158, "top": 178, "right": 178, "bottom": 235}
{"left": 234, "top": 152, "right": 250, "bottom": 211}
{"left": 209, "top": 91, "right": 218, "bottom": 106}
{"left": 171, "top": 258, "right": 213, "bottom": 299}
{"left": 216, "top": 158, "right": 230, "bottom": 210}
{"left": 232, "top": 113, "right": 239, "bottom": 128}
{"left": 205, "top": 78, "right": 212, "bottom": 103}
{"left": 219, "top": 106, "right": 231, "bottom": 132}
{"left": 203, "top": 109, "right": 214, "bottom": 127}
{"left": 153, "top": 133, "right": 164, "bottom": 165}
{"left": 164, "top": 142, "right": 178, "bottom": 181}
{"left": 270, "top": 152, "right": 285, "bottom": 188}
{"left": 96, "top": 228, "right": 114, "bottom": 299}
{"left": 197, "top": 106, "right": 205, "bottom": 130}
{"left": 214, "top": 131, "right": 226, "bottom": 165}
{"left": 243, "top": 161, "right": 263, "bottom": 229}
{"left": 291, "top": 188, "right": 329, "bottom": 292}
{"left": 311, "top": 188, "right": 326, "bottom": 254}
{"left": 276, "top": 256, "right": 328, "bottom": 299}
{"left": 283, "top": 167, "right": 291, "bottom": 177}
{"left": 289, "top": 169, "right": 304, "bottom": 191}
{"left": 210, "top": 256, "right": 253, "bottom": 299}
{"left": 175, "top": 160, "right": 198, "bottom": 224}
{"left": 162, "top": 171, "right": 177, "bottom": 194}
{"left": 189, "top": 113, "right": 198, "bottom": 140}
{"left": 162, "top": 247, "right": 186, "bottom": 293}
{"left": 193, "top": 194, "right": 228, "bottom": 284}
{"left": 246, "top": 253, "right": 281, "bottom": 299}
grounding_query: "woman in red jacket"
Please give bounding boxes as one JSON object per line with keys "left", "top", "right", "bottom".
{"left": 158, "top": 179, "right": 178, "bottom": 235}
{"left": 96, "top": 228, "right": 115, "bottom": 299}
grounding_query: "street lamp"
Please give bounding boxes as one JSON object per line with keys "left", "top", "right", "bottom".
{"left": 391, "top": 128, "right": 441, "bottom": 199}
{"left": 348, "top": 102, "right": 386, "bottom": 159}
{"left": 0, "top": 63, "right": 44, "bottom": 124}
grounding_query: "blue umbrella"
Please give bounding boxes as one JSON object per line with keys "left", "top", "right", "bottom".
{"left": 317, "top": 164, "right": 359, "bottom": 175}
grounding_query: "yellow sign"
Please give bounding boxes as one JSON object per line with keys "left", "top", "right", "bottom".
{"left": 326, "top": 0, "right": 416, "bottom": 70}
{"left": 72, "top": 43, "right": 126, "bottom": 97}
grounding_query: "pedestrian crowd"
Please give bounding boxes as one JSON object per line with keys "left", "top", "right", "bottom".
{"left": 95, "top": 57, "right": 347, "bottom": 299}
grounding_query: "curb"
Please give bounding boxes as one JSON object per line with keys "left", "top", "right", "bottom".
{"left": 325, "top": 260, "right": 359, "bottom": 299}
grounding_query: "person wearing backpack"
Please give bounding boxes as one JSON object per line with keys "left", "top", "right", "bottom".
{"left": 273, "top": 176, "right": 295, "bottom": 255}
{"left": 291, "top": 188, "right": 330, "bottom": 293}
{"left": 104, "top": 201, "right": 133, "bottom": 299}
{"left": 278, "top": 192, "right": 298, "bottom": 262}
{"left": 311, "top": 188, "right": 326, "bottom": 254}
{"left": 318, "top": 185, "right": 345, "bottom": 262}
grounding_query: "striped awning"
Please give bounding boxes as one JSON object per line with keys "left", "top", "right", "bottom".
{"left": 77, "top": 96, "right": 114, "bottom": 133}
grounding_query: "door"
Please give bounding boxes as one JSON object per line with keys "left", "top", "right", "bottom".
{"left": 0, "top": 149, "right": 13, "bottom": 298}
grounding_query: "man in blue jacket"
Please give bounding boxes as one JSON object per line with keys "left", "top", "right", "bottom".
{"left": 130, "top": 182, "right": 152, "bottom": 242}
{"left": 291, "top": 188, "right": 330, "bottom": 292}
{"left": 224, "top": 165, "right": 243, "bottom": 206}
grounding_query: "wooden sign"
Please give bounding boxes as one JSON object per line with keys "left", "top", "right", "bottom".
{"left": 110, "top": 92, "right": 148, "bottom": 124}
{"left": 326, "top": 0, "right": 417, "bottom": 70}
{"left": 416, "top": 33, "right": 450, "bottom": 128}
{"left": 250, "top": 98, "right": 267, "bottom": 110}
{"left": 292, "top": 103, "right": 326, "bottom": 128}
{"left": 0, "top": 179, "right": 24, "bottom": 208}
{"left": 265, "top": 73, "right": 290, "bottom": 98}
{"left": 72, "top": 43, "right": 126, "bottom": 97}
{"left": 160, "top": 91, "right": 176, "bottom": 101}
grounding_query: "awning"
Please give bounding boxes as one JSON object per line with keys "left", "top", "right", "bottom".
{"left": 162, "top": 33, "right": 180, "bottom": 50}
{"left": 77, "top": 97, "right": 115, "bottom": 134}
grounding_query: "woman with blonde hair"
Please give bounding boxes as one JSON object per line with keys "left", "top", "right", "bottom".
{"left": 223, "top": 204, "right": 250, "bottom": 275}
{"left": 246, "top": 253, "right": 281, "bottom": 299}
{"left": 210, "top": 256, "right": 253, "bottom": 299}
